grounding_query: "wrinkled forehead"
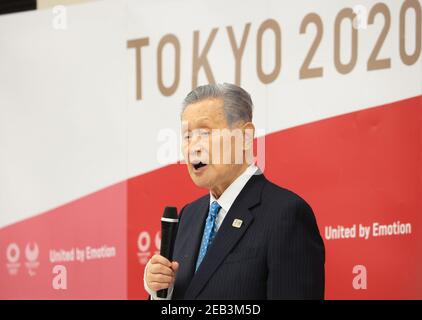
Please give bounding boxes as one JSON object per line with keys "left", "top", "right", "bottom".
{"left": 181, "top": 99, "right": 227, "bottom": 130}
{"left": 181, "top": 117, "right": 214, "bottom": 132}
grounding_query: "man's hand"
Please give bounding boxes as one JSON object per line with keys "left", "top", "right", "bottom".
{"left": 146, "top": 254, "right": 179, "bottom": 292}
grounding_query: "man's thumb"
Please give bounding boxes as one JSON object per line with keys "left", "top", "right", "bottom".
{"left": 171, "top": 261, "right": 179, "bottom": 272}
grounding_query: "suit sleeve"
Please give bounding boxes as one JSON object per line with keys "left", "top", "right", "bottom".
{"left": 266, "top": 197, "right": 325, "bottom": 299}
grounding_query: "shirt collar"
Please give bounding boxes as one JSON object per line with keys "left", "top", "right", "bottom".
{"left": 209, "top": 164, "right": 259, "bottom": 213}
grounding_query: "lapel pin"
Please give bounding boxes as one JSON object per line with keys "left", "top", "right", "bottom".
{"left": 232, "top": 219, "right": 243, "bottom": 228}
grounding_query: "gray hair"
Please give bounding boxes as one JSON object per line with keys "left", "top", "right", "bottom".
{"left": 182, "top": 83, "right": 253, "bottom": 127}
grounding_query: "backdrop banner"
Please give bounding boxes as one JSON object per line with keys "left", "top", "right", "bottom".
{"left": 0, "top": 0, "right": 421, "bottom": 299}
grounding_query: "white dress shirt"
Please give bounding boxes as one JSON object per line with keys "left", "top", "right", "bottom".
{"left": 144, "top": 164, "right": 259, "bottom": 300}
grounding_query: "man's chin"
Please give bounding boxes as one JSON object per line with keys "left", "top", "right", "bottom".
{"left": 189, "top": 175, "right": 211, "bottom": 189}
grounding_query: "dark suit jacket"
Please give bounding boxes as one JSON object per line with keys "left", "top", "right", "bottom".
{"left": 172, "top": 171, "right": 325, "bottom": 299}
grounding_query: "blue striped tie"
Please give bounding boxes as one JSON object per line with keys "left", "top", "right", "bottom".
{"left": 195, "top": 201, "right": 221, "bottom": 271}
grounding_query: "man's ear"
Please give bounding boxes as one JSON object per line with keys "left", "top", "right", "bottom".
{"left": 242, "top": 122, "right": 255, "bottom": 151}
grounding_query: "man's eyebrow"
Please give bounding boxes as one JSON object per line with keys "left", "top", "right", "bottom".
{"left": 182, "top": 117, "right": 213, "bottom": 132}
{"left": 190, "top": 118, "right": 213, "bottom": 128}
{"left": 195, "top": 117, "right": 211, "bottom": 123}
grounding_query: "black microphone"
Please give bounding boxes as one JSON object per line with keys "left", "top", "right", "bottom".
{"left": 157, "top": 206, "right": 179, "bottom": 298}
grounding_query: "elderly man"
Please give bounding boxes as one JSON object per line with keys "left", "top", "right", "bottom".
{"left": 144, "top": 83, "right": 325, "bottom": 299}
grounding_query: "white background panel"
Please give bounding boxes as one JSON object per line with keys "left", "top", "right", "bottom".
{"left": 0, "top": 0, "right": 421, "bottom": 228}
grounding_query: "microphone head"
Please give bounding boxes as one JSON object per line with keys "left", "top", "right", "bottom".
{"left": 162, "top": 206, "right": 178, "bottom": 219}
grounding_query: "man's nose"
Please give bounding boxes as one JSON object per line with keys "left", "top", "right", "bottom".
{"left": 189, "top": 140, "right": 202, "bottom": 156}
{"left": 188, "top": 135, "right": 206, "bottom": 157}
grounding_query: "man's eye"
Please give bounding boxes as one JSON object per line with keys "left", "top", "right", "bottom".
{"left": 200, "top": 130, "right": 210, "bottom": 137}
{"left": 182, "top": 131, "right": 191, "bottom": 140}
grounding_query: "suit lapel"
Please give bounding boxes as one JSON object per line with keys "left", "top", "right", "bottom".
{"left": 184, "top": 172, "right": 266, "bottom": 299}
{"left": 173, "top": 194, "right": 209, "bottom": 297}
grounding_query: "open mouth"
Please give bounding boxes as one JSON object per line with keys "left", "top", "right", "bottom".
{"left": 192, "top": 161, "right": 207, "bottom": 170}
